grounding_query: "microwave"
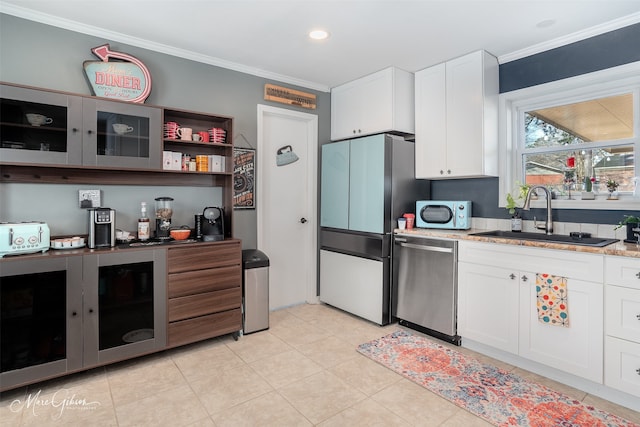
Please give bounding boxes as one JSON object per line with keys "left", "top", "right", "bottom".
{"left": 416, "top": 201, "right": 472, "bottom": 230}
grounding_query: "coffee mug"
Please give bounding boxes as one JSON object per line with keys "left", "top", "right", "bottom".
{"left": 113, "top": 123, "right": 134, "bottom": 135}
{"left": 176, "top": 127, "right": 193, "bottom": 140}
{"left": 192, "top": 134, "right": 202, "bottom": 142}
{"left": 197, "top": 131, "right": 209, "bottom": 142}
{"left": 26, "top": 113, "right": 53, "bottom": 126}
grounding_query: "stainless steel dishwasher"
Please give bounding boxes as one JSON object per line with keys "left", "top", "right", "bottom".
{"left": 392, "top": 234, "right": 460, "bottom": 345}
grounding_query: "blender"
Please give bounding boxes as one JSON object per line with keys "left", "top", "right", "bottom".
{"left": 154, "top": 197, "right": 174, "bottom": 239}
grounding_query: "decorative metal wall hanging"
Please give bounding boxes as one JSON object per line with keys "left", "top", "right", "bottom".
{"left": 264, "top": 84, "right": 316, "bottom": 109}
{"left": 276, "top": 145, "right": 299, "bottom": 166}
{"left": 233, "top": 148, "right": 255, "bottom": 209}
{"left": 83, "top": 44, "right": 152, "bottom": 103}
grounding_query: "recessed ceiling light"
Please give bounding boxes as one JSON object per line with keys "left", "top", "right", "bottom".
{"left": 309, "top": 29, "right": 329, "bottom": 40}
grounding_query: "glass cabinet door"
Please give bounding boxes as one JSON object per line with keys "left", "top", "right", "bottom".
{"left": 83, "top": 249, "right": 166, "bottom": 366}
{"left": 320, "top": 140, "right": 350, "bottom": 229}
{"left": 0, "top": 84, "right": 83, "bottom": 165}
{"left": 0, "top": 256, "right": 83, "bottom": 391}
{"left": 82, "top": 99, "right": 162, "bottom": 169}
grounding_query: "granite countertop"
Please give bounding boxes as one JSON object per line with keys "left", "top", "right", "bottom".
{"left": 395, "top": 228, "right": 640, "bottom": 259}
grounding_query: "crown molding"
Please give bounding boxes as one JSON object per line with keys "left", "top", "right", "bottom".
{"left": 499, "top": 12, "right": 640, "bottom": 64}
{"left": 0, "top": 3, "right": 331, "bottom": 92}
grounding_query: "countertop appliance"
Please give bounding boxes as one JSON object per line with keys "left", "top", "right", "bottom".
{"left": 201, "top": 207, "right": 225, "bottom": 241}
{"left": 393, "top": 234, "right": 460, "bottom": 345}
{"left": 0, "top": 221, "right": 50, "bottom": 257}
{"left": 319, "top": 134, "right": 429, "bottom": 325}
{"left": 416, "top": 200, "right": 472, "bottom": 230}
{"left": 88, "top": 208, "right": 115, "bottom": 249}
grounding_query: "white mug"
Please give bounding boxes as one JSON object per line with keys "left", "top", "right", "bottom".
{"left": 192, "top": 134, "right": 202, "bottom": 142}
{"left": 113, "top": 123, "right": 134, "bottom": 135}
{"left": 176, "top": 127, "right": 193, "bottom": 141}
{"left": 26, "top": 113, "right": 53, "bottom": 126}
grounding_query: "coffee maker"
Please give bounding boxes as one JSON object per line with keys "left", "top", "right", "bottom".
{"left": 200, "top": 207, "right": 225, "bottom": 241}
{"left": 88, "top": 208, "right": 115, "bottom": 248}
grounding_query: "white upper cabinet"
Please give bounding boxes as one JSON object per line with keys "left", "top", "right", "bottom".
{"left": 331, "top": 67, "right": 414, "bottom": 141}
{"left": 415, "top": 50, "right": 499, "bottom": 179}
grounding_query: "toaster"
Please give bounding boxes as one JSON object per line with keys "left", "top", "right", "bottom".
{"left": 0, "top": 222, "right": 51, "bottom": 258}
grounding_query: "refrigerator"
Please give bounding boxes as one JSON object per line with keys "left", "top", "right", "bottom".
{"left": 319, "top": 133, "right": 429, "bottom": 325}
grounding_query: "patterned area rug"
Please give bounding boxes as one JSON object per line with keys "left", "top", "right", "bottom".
{"left": 357, "top": 330, "right": 638, "bottom": 427}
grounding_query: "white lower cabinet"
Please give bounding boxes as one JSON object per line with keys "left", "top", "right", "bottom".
{"left": 605, "top": 337, "right": 640, "bottom": 397}
{"left": 458, "top": 241, "right": 604, "bottom": 383}
{"left": 519, "top": 273, "right": 603, "bottom": 383}
{"left": 458, "top": 262, "right": 519, "bottom": 353}
{"left": 604, "top": 255, "right": 640, "bottom": 398}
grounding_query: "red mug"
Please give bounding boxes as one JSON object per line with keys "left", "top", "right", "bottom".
{"left": 403, "top": 213, "right": 415, "bottom": 229}
{"left": 197, "top": 131, "right": 209, "bottom": 142}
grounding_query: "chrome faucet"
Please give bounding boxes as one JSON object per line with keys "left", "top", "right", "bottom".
{"left": 522, "top": 185, "right": 554, "bottom": 235}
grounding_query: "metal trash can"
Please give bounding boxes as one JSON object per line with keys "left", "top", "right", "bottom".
{"left": 242, "top": 249, "right": 270, "bottom": 334}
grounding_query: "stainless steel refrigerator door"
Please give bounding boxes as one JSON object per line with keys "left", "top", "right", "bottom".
{"left": 394, "top": 236, "right": 457, "bottom": 335}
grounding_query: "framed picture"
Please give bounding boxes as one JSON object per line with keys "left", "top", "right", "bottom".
{"left": 233, "top": 148, "right": 255, "bottom": 209}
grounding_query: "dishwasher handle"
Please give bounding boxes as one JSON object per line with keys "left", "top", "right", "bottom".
{"left": 396, "top": 241, "right": 453, "bottom": 254}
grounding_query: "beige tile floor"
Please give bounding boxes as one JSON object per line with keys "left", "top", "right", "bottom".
{"left": 2, "top": 303, "right": 639, "bottom": 426}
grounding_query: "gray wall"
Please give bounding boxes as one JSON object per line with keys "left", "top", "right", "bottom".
{"left": 0, "top": 14, "right": 331, "bottom": 248}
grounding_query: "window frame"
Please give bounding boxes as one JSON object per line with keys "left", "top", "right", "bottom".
{"left": 498, "top": 61, "right": 640, "bottom": 211}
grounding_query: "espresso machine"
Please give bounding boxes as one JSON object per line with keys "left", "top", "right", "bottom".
{"left": 200, "top": 207, "right": 224, "bottom": 241}
{"left": 88, "top": 208, "right": 115, "bottom": 248}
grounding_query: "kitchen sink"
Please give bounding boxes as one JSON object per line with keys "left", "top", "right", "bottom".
{"left": 470, "top": 230, "right": 619, "bottom": 247}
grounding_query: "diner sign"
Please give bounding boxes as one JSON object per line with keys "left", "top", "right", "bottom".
{"left": 83, "top": 44, "right": 152, "bottom": 103}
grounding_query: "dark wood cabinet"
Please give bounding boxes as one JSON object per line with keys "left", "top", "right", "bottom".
{"left": 166, "top": 240, "right": 242, "bottom": 347}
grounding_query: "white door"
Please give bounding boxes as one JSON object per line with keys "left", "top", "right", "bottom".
{"left": 257, "top": 105, "right": 318, "bottom": 309}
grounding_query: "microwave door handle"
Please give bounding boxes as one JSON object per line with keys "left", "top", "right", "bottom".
{"left": 9, "top": 227, "right": 14, "bottom": 245}
{"left": 452, "top": 207, "right": 456, "bottom": 228}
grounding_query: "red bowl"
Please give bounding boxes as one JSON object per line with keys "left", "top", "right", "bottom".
{"left": 170, "top": 229, "right": 191, "bottom": 240}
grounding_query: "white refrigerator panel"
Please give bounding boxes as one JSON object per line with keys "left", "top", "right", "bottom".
{"left": 319, "top": 249, "right": 383, "bottom": 325}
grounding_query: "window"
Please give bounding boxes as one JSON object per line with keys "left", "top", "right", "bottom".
{"left": 499, "top": 62, "right": 640, "bottom": 210}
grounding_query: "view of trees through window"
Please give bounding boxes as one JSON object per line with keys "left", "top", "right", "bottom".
{"left": 522, "top": 93, "right": 636, "bottom": 197}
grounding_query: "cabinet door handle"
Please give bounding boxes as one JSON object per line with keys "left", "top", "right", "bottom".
{"left": 447, "top": 170, "right": 451, "bottom": 175}
{"left": 521, "top": 275, "right": 528, "bottom": 282}
{"left": 636, "top": 368, "right": 640, "bottom": 375}
{"left": 636, "top": 314, "right": 640, "bottom": 320}
{"left": 72, "top": 127, "right": 79, "bottom": 133}
{"left": 509, "top": 273, "right": 516, "bottom": 280}
{"left": 636, "top": 272, "right": 640, "bottom": 279}
{"left": 89, "top": 308, "right": 94, "bottom": 314}
{"left": 440, "top": 170, "right": 444, "bottom": 175}
{"left": 87, "top": 130, "right": 93, "bottom": 135}
{"left": 72, "top": 311, "right": 77, "bottom": 316}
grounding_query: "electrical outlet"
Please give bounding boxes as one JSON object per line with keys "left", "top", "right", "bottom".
{"left": 79, "top": 189, "right": 101, "bottom": 208}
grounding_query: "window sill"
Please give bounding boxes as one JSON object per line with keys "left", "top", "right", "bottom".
{"left": 526, "top": 197, "right": 639, "bottom": 211}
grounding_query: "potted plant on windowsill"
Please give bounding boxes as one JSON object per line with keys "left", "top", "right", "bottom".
{"left": 615, "top": 215, "right": 640, "bottom": 243}
{"left": 606, "top": 179, "right": 619, "bottom": 200}
{"left": 505, "top": 182, "right": 530, "bottom": 232}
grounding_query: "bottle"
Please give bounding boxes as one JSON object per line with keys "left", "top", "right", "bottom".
{"left": 511, "top": 211, "right": 522, "bottom": 232}
{"left": 138, "top": 202, "right": 150, "bottom": 241}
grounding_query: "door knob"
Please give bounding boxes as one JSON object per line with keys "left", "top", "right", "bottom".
{"left": 300, "top": 218, "right": 307, "bottom": 224}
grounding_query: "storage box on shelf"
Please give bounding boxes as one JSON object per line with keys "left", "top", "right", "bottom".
{"left": 604, "top": 255, "right": 640, "bottom": 398}
{"left": 166, "top": 240, "right": 242, "bottom": 347}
